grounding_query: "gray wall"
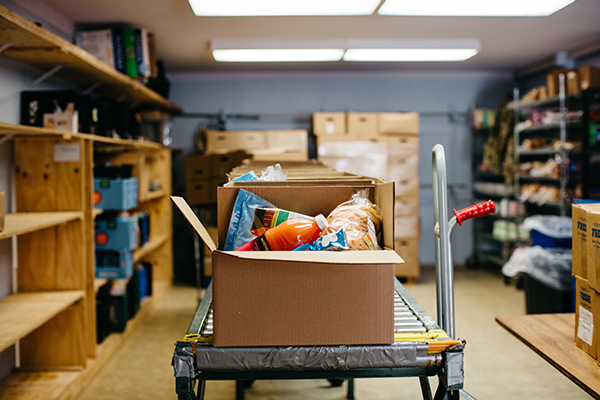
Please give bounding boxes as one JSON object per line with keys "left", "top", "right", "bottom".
{"left": 168, "top": 70, "right": 516, "bottom": 267}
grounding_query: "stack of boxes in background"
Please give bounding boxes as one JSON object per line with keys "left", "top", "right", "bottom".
{"left": 314, "top": 111, "right": 420, "bottom": 281}
{"left": 201, "top": 129, "right": 309, "bottom": 161}
{"left": 93, "top": 165, "right": 152, "bottom": 341}
{"left": 572, "top": 202, "right": 600, "bottom": 359}
{"left": 520, "top": 65, "right": 600, "bottom": 102}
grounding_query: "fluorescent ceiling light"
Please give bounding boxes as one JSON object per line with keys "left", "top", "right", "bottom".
{"left": 378, "top": 0, "right": 576, "bottom": 17}
{"left": 212, "top": 49, "right": 345, "bottom": 62}
{"left": 189, "top": 0, "right": 381, "bottom": 16}
{"left": 343, "top": 48, "right": 478, "bottom": 62}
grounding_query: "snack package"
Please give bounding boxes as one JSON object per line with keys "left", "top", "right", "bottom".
{"left": 321, "top": 189, "right": 382, "bottom": 250}
{"left": 293, "top": 228, "right": 348, "bottom": 251}
{"left": 224, "top": 190, "right": 275, "bottom": 251}
{"left": 251, "top": 207, "right": 313, "bottom": 236}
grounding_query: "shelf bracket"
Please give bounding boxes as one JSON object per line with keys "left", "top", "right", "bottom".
{"left": 0, "top": 43, "right": 13, "bottom": 55}
{"left": 82, "top": 82, "right": 102, "bottom": 95}
{"left": 31, "top": 65, "right": 63, "bottom": 86}
{"left": 0, "top": 134, "right": 14, "bottom": 146}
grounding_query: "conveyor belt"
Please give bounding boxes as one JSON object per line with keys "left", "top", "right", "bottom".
{"left": 184, "top": 279, "right": 460, "bottom": 354}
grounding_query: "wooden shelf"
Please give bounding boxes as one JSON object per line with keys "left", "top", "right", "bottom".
{"left": 0, "top": 290, "right": 85, "bottom": 353}
{"left": 141, "top": 189, "right": 167, "bottom": 203}
{"left": 0, "top": 281, "right": 170, "bottom": 400}
{"left": 94, "top": 279, "right": 108, "bottom": 293}
{"left": 0, "top": 122, "right": 166, "bottom": 149}
{"left": 0, "top": 212, "right": 83, "bottom": 240}
{"left": 92, "top": 208, "right": 103, "bottom": 219}
{"left": 0, "top": 5, "right": 181, "bottom": 114}
{"left": 133, "top": 235, "right": 168, "bottom": 263}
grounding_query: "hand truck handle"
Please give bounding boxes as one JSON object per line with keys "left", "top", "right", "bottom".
{"left": 453, "top": 200, "right": 496, "bottom": 226}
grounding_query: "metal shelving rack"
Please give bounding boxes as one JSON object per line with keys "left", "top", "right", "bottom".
{"left": 510, "top": 75, "right": 600, "bottom": 224}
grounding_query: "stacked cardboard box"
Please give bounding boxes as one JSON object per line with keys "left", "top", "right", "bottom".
{"left": 572, "top": 203, "right": 600, "bottom": 359}
{"left": 203, "top": 129, "right": 309, "bottom": 161}
{"left": 184, "top": 151, "right": 249, "bottom": 206}
{"left": 315, "top": 112, "right": 420, "bottom": 281}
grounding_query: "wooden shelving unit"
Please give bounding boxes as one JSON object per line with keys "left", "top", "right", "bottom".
{"left": 0, "top": 5, "right": 182, "bottom": 114}
{"left": 0, "top": 4, "right": 176, "bottom": 397}
{"left": 0, "top": 290, "right": 85, "bottom": 354}
{"left": 0, "top": 211, "right": 82, "bottom": 240}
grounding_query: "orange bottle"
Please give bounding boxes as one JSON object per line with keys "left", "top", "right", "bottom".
{"left": 236, "top": 214, "right": 328, "bottom": 251}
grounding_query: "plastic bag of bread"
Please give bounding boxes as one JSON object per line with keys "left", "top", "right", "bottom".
{"left": 321, "top": 189, "right": 382, "bottom": 250}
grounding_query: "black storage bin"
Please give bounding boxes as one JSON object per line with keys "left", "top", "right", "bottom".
{"left": 524, "top": 273, "right": 573, "bottom": 314}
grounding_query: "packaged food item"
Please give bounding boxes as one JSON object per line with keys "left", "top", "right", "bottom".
{"left": 251, "top": 207, "right": 313, "bottom": 236}
{"left": 236, "top": 215, "right": 328, "bottom": 251}
{"left": 224, "top": 190, "right": 275, "bottom": 251}
{"left": 293, "top": 228, "right": 348, "bottom": 251}
{"left": 322, "top": 189, "right": 382, "bottom": 250}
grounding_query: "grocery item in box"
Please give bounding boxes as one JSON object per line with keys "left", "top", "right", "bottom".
{"left": 321, "top": 189, "right": 381, "bottom": 250}
{"left": 224, "top": 189, "right": 275, "bottom": 250}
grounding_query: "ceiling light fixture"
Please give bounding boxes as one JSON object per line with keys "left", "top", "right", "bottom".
{"left": 344, "top": 48, "right": 478, "bottom": 62}
{"left": 378, "top": 0, "right": 576, "bottom": 17}
{"left": 212, "top": 49, "right": 345, "bottom": 62}
{"left": 189, "top": 0, "right": 381, "bottom": 16}
{"left": 211, "top": 40, "right": 346, "bottom": 62}
{"left": 343, "top": 39, "right": 480, "bottom": 62}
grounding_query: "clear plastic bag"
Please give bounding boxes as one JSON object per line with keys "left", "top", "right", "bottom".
{"left": 321, "top": 189, "right": 382, "bottom": 250}
{"left": 502, "top": 245, "right": 572, "bottom": 291}
{"left": 260, "top": 163, "right": 287, "bottom": 181}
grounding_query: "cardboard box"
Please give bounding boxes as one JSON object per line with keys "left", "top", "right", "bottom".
{"left": 394, "top": 216, "right": 420, "bottom": 240}
{"left": 394, "top": 239, "right": 419, "bottom": 279}
{"left": 313, "top": 112, "right": 347, "bottom": 136}
{"left": 347, "top": 112, "right": 378, "bottom": 140}
{"left": 567, "top": 70, "right": 581, "bottom": 95}
{"left": 95, "top": 215, "right": 139, "bottom": 251}
{"left": 572, "top": 203, "right": 600, "bottom": 279}
{"left": 395, "top": 196, "right": 420, "bottom": 217}
{"left": 587, "top": 208, "right": 600, "bottom": 291}
{"left": 265, "top": 130, "right": 308, "bottom": 153}
{"left": 172, "top": 177, "right": 402, "bottom": 347}
{"left": 205, "top": 130, "right": 267, "bottom": 154}
{"left": 394, "top": 175, "right": 420, "bottom": 198}
{"left": 185, "top": 178, "right": 227, "bottom": 206}
{"left": 579, "top": 65, "right": 600, "bottom": 91}
{"left": 575, "top": 276, "right": 599, "bottom": 359}
{"left": 93, "top": 177, "right": 138, "bottom": 211}
{"left": 250, "top": 150, "right": 309, "bottom": 162}
{"left": 184, "top": 154, "right": 213, "bottom": 180}
{"left": 547, "top": 68, "right": 568, "bottom": 97}
{"left": 377, "top": 112, "right": 419, "bottom": 136}
{"left": 378, "top": 135, "right": 419, "bottom": 156}
{"left": 0, "top": 191, "right": 4, "bottom": 232}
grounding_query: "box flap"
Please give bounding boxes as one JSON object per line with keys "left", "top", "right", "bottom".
{"left": 219, "top": 249, "right": 404, "bottom": 264}
{"left": 171, "top": 196, "right": 217, "bottom": 252}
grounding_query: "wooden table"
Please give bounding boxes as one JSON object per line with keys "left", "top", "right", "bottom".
{"left": 496, "top": 313, "right": 600, "bottom": 399}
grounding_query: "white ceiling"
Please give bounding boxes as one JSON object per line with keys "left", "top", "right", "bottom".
{"left": 39, "top": 0, "right": 600, "bottom": 75}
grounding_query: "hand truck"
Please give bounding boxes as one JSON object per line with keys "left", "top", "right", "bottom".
{"left": 172, "top": 144, "right": 495, "bottom": 400}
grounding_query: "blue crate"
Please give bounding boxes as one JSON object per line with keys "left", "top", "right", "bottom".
{"left": 96, "top": 249, "right": 134, "bottom": 279}
{"left": 136, "top": 264, "right": 149, "bottom": 300}
{"left": 137, "top": 210, "right": 150, "bottom": 246}
{"left": 94, "top": 177, "right": 138, "bottom": 211}
{"left": 95, "top": 215, "right": 138, "bottom": 251}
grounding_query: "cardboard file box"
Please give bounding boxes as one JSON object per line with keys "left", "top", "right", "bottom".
{"left": 173, "top": 177, "right": 402, "bottom": 347}
{"left": 313, "top": 112, "right": 347, "bottom": 136}
{"left": 575, "top": 276, "right": 599, "bottom": 359}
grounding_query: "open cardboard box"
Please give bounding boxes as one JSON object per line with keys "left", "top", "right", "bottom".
{"left": 172, "top": 177, "right": 403, "bottom": 347}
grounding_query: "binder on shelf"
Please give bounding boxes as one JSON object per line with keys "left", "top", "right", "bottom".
{"left": 134, "top": 28, "right": 151, "bottom": 79}
{"left": 112, "top": 29, "right": 126, "bottom": 74}
{"left": 122, "top": 28, "right": 138, "bottom": 78}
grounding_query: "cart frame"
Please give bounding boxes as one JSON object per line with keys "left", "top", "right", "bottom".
{"left": 172, "top": 144, "right": 492, "bottom": 400}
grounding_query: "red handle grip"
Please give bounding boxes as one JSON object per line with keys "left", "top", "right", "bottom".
{"left": 453, "top": 200, "right": 496, "bottom": 226}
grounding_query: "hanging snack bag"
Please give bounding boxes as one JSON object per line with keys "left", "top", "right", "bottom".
{"left": 321, "top": 189, "right": 382, "bottom": 250}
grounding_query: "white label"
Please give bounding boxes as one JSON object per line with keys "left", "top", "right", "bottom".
{"left": 578, "top": 305, "right": 594, "bottom": 346}
{"left": 325, "top": 121, "right": 336, "bottom": 135}
{"left": 54, "top": 143, "right": 81, "bottom": 162}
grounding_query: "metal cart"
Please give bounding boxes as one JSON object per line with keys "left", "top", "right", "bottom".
{"left": 172, "top": 144, "right": 495, "bottom": 400}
